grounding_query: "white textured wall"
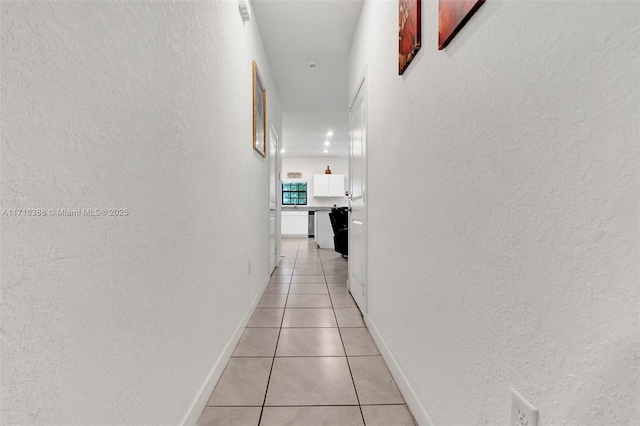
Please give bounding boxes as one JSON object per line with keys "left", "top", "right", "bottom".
{"left": 1, "top": 2, "right": 281, "bottom": 424}
{"left": 282, "top": 156, "right": 349, "bottom": 207}
{"left": 350, "top": 0, "right": 638, "bottom": 424}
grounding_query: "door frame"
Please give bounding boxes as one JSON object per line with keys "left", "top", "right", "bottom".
{"left": 268, "top": 125, "right": 280, "bottom": 273}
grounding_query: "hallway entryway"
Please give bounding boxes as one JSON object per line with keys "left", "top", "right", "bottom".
{"left": 196, "top": 238, "right": 415, "bottom": 425}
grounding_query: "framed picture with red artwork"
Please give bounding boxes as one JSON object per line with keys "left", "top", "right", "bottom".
{"left": 399, "top": 0, "right": 421, "bottom": 75}
{"left": 439, "top": 0, "right": 485, "bottom": 50}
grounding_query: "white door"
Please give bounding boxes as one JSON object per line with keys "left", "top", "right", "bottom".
{"left": 269, "top": 126, "right": 279, "bottom": 272}
{"left": 349, "top": 77, "right": 367, "bottom": 313}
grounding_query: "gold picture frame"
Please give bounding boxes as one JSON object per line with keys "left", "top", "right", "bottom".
{"left": 253, "top": 60, "right": 267, "bottom": 157}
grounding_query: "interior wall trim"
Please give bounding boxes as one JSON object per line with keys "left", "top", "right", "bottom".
{"left": 180, "top": 274, "right": 271, "bottom": 426}
{"left": 364, "top": 314, "right": 436, "bottom": 426}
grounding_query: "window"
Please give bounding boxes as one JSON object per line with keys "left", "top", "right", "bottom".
{"left": 282, "top": 182, "right": 307, "bottom": 205}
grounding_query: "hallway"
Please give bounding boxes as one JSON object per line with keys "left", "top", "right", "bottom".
{"left": 196, "top": 238, "right": 415, "bottom": 426}
{"left": 2, "top": 1, "right": 637, "bottom": 424}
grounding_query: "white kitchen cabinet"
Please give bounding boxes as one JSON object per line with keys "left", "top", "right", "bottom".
{"left": 281, "top": 214, "right": 296, "bottom": 235}
{"left": 281, "top": 211, "right": 308, "bottom": 236}
{"left": 293, "top": 215, "right": 308, "bottom": 235}
{"left": 313, "top": 174, "right": 345, "bottom": 197}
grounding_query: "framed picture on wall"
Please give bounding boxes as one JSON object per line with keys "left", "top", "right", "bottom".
{"left": 253, "top": 60, "right": 267, "bottom": 157}
{"left": 438, "top": 0, "right": 485, "bottom": 50}
{"left": 399, "top": 0, "right": 421, "bottom": 75}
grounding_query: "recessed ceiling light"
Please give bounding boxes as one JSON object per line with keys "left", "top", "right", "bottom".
{"left": 324, "top": 141, "right": 330, "bottom": 146}
{"left": 326, "top": 131, "right": 334, "bottom": 137}
{"left": 280, "top": 148, "right": 285, "bottom": 154}
{"left": 323, "top": 150, "right": 328, "bottom": 153}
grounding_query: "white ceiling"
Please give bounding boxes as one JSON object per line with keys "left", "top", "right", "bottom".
{"left": 251, "top": 0, "right": 364, "bottom": 158}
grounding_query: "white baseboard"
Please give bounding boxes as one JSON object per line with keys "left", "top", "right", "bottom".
{"left": 180, "top": 274, "right": 271, "bottom": 426}
{"left": 364, "top": 314, "right": 435, "bottom": 426}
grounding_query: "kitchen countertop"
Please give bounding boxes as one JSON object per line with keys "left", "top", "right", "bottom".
{"left": 281, "top": 206, "right": 336, "bottom": 212}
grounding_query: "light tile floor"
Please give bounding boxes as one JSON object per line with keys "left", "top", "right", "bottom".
{"left": 197, "top": 238, "right": 416, "bottom": 426}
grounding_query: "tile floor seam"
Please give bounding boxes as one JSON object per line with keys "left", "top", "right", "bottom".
{"left": 328, "top": 272, "right": 367, "bottom": 426}
{"left": 257, "top": 255, "right": 293, "bottom": 426}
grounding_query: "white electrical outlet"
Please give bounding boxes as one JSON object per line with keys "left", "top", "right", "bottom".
{"left": 511, "top": 388, "right": 538, "bottom": 426}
